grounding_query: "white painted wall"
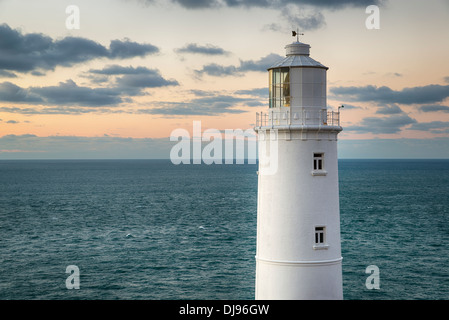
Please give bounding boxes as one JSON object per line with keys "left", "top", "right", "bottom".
{"left": 255, "top": 128, "right": 343, "bottom": 300}
{"left": 290, "top": 68, "right": 327, "bottom": 108}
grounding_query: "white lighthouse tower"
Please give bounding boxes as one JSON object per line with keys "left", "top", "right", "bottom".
{"left": 254, "top": 35, "right": 343, "bottom": 300}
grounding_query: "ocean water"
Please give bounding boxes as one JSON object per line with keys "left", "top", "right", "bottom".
{"left": 0, "top": 159, "right": 448, "bottom": 300}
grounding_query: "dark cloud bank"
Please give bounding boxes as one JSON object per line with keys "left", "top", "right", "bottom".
{"left": 145, "top": 0, "right": 386, "bottom": 31}
{"left": 0, "top": 24, "right": 178, "bottom": 110}
{"left": 159, "top": 0, "right": 384, "bottom": 10}
{"left": 0, "top": 24, "right": 158, "bottom": 76}
{"left": 332, "top": 84, "right": 449, "bottom": 135}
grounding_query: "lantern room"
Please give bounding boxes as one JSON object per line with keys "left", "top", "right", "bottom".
{"left": 268, "top": 41, "right": 328, "bottom": 110}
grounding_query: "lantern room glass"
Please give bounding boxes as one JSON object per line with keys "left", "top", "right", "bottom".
{"left": 269, "top": 67, "right": 290, "bottom": 108}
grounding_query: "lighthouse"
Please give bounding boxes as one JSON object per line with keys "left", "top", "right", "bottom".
{"left": 254, "top": 35, "right": 343, "bottom": 300}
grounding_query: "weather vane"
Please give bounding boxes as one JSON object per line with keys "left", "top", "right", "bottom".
{"left": 292, "top": 29, "right": 304, "bottom": 42}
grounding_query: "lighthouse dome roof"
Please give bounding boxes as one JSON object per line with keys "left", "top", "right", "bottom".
{"left": 268, "top": 41, "right": 328, "bottom": 70}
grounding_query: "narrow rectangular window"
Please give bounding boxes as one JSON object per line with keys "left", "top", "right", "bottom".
{"left": 313, "top": 153, "right": 324, "bottom": 171}
{"left": 269, "top": 68, "right": 290, "bottom": 108}
{"left": 268, "top": 70, "right": 273, "bottom": 108}
{"left": 315, "top": 226, "right": 325, "bottom": 245}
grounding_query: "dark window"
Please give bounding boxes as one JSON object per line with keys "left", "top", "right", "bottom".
{"left": 313, "top": 153, "right": 324, "bottom": 171}
{"left": 315, "top": 226, "right": 325, "bottom": 244}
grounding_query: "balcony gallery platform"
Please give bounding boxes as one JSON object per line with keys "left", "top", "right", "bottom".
{"left": 255, "top": 108, "right": 342, "bottom": 137}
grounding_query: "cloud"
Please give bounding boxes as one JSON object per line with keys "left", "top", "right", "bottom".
{"left": 408, "top": 121, "right": 449, "bottom": 132}
{"left": 419, "top": 105, "right": 449, "bottom": 113}
{"left": 261, "top": 23, "right": 283, "bottom": 32}
{"left": 1, "top": 92, "right": 258, "bottom": 115}
{"left": 88, "top": 64, "right": 179, "bottom": 91}
{"left": 108, "top": 39, "right": 158, "bottom": 59}
{"left": 116, "top": 71, "right": 179, "bottom": 88}
{"left": 234, "top": 88, "right": 267, "bottom": 97}
{"left": 280, "top": 6, "right": 326, "bottom": 31}
{"left": 0, "top": 65, "right": 178, "bottom": 108}
{"left": 0, "top": 80, "right": 122, "bottom": 107}
{"left": 0, "top": 85, "right": 261, "bottom": 116}
{"left": 195, "top": 64, "right": 239, "bottom": 77}
{"left": 0, "top": 70, "right": 17, "bottom": 78}
{"left": 175, "top": 43, "right": 230, "bottom": 55}
{"left": 189, "top": 89, "right": 220, "bottom": 97}
{"left": 0, "top": 24, "right": 159, "bottom": 74}
{"left": 0, "top": 106, "right": 43, "bottom": 114}
{"left": 0, "top": 81, "right": 43, "bottom": 103}
{"left": 141, "top": 93, "right": 263, "bottom": 116}
{"left": 117, "top": 71, "right": 179, "bottom": 88}
{"left": 344, "top": 114, "right": 417, "bottom": 134}
{"left": 31, "top": 71, "right": 45, "bottom": 77}
{"left": 89, "top": 65, "right": 155, "bottom": 75}
{"left": 170, "top": 0, "right": 221, "bottom": 9}
{"left": 331, "top": 84, "right": 449, "bottom": 105}
{"left": 338, "top": 103, "right": 363, "bottom": 110}
{"left": 30, "top": 79, "right": 124, "bottom": 107}
{"left": 167, "top": 0, "right": 384, "bottom": 10}
{"left": 0, "top": 105, "right": 124, "bottom": 115}
{"left": 332, "top": 84, "right": 449, "bottom": 135}
{"left": 239, "top": 53, "right": 284, "bottom": 72}
{"left": 141, "top": 102, "right": 246, "bottom": 116}
{"left": 376, "top": 104, "right": 403, "bottom": 115}
{"left": 142, "top": 0, "right": 386, "bottom": 34}
{"left": 195, "top": 53, "right": 283, "bottom": 77}
{"left": 444, "top": 76, "right": 449, "bottom": 83}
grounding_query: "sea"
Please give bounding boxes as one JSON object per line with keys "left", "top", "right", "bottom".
{"left": 0, "top": 159, "right": 448, "bottom": 300}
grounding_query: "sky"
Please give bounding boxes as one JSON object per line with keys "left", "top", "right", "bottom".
{"left": 0, "top": 0, "right": 449, "bottom": 159}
